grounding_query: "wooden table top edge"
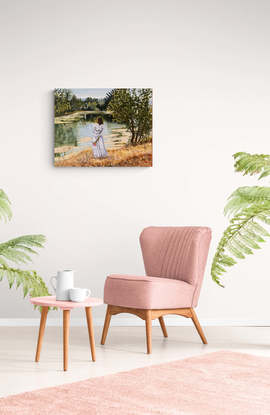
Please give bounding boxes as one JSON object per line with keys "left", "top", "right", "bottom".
{"left": 30, "top": 295, "right": 103, "bottom": 309}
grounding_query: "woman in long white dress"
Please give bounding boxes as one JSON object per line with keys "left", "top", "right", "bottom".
{"left": 91, "top": 117, "right": 108, "bottom": 158}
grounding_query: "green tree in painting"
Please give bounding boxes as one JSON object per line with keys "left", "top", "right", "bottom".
{"left": 55, "top": 88, "right": 87, "bottom": 116}
{"left": 97, "top": 99, "right": 106, "bottom": 111}
{"left": 0, "top": 189, "right": 50, "bottom": 300}
{"left": 54, "top": 89, "right": 73, "bottom": 116}
{"left": 104, "top": 89, "right": 116, "bottom": 110}
{"left": 70, "top": 94, "right": 82, "bottom": 111}
{"left": 108, "top": 89, "right": 152, "bottom": 145}
{"left": 84, "top": 97, "right": 99, "bottom": 111}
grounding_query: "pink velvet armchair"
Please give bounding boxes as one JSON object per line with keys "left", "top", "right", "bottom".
{"left": 101, "top": 226, "right": 211, "bottom": 353}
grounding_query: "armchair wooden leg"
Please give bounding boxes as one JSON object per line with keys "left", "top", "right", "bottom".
{"left": 101, "top": 305, "right": 112, "bottom": 345}
{"left": 158, "top": 316, "right": 168, "bottom": 337}
{"left": 35, "top": 306, "right": 48, "bottom": 362}
{"left": 190, "top": 308, "right": 207, "bottom": 344}
{"left": 145, "top": 310, "right": 152, "bottom": 354}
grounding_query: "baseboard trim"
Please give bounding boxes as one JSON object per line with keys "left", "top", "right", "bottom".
{"left": 0, "top": 317, "right": 270, "bottom": 327}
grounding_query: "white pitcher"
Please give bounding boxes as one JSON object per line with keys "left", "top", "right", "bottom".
{"left": 50, "top": 270, "right": 74, "bottom": 301}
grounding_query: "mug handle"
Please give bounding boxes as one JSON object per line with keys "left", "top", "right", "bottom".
{"left": 50, "top": 276, "right": 57, "bottom": 293}
{"left": 86, "top": 289, "right": 91, "bottom": 298}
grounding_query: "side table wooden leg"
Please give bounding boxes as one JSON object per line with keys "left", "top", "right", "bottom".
{"left": 85, "top": 307, "right": 96, "bottom": 362}
{"left": 63, "top": 309, "right": 70, "bottom": 371}
{"left": 35, "top": 306, "right": 48, "bottom": 362}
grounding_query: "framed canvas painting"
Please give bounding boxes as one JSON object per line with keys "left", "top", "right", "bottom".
{"left": 54, "top": 88, "right": 152, "bottom": 167}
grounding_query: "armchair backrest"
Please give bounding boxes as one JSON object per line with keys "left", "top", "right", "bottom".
{"left": 140, "top": 226, "right": 211, "bottom": 306}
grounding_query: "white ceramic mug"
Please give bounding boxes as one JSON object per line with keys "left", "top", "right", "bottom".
{"left": 68, "top": 288, "right": 91, "bottom": 302}
{"left": 50, "top": 270, "right": 74, "bottom": 301}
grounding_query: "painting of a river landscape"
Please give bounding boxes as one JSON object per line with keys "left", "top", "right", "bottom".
{"left": 54, "top": 88, "right": 152, "bottom": 167}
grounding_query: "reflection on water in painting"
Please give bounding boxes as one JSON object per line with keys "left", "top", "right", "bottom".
{"left": 54, "top": 113, "right": 130, "bottom": 157}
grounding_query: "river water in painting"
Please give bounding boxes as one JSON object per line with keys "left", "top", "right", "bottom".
{"left": 55, "top": 113, "right": 130, "bottom": 157}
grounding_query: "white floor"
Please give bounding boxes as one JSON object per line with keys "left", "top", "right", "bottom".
{"left": 0, "top": 325, "right": 270, "bottom": 398}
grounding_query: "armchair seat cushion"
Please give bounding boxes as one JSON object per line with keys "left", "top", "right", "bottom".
{"left": 104, "top": 274, "right": 195, "bottom": 310}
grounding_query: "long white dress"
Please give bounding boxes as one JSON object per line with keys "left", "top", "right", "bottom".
{"left": 91, "top": 124, "right": 108, "bottom": 158}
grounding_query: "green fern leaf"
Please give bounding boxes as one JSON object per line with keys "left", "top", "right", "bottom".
{"left": 244, "top": 228, "right": 265, "bottom": 243}
{"left": 234, "top": 237, "right": 253, "bottom": 255}
{"left": 0, "top": 257, "right": 8, "bottom": 266}
{"left": 227, "top": 241, "right": 245, "bottom": 259}
{"left": 251, "top": 221, "right": 270, "bottom": 237}
{"left": 233, "top": 153, "right": 270, "bottom": 179}
{"left": 23, "top": 282, "right": 29, "bottom": 298}
{"left": 0, "top": 190, "right": 12, "bottom": 222}
{"left": 0, "top": 190, "right": 51, "bottom": 305}
{"left": 225, "top": 187, "right": 270, "bottom": 217}
{"left": 257, "top": 212, "right": 270, "bottom": 225}
{"left": 0, "top": 265, "right": 51, "bottom": 299}
{"left": 0, "top": 235, "right": 46, "bottom": 265}
{"left": 7, "top": 269, "right": 15, "bottom": 288}
{"left": 218, "top": 255, "right": 236, "bottom": 267}
{"left": 211, "top": 204, "right": 270, "bottom": 286}
{"left": 16, "top": 274, "right": 22, "bottom": 288}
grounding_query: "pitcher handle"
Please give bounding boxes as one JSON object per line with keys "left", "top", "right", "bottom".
{"left": 50, "top": 276, "right": 57, "bottom": 293}
{"left": 86, "top": 289, "right": 91, "bottom": 298}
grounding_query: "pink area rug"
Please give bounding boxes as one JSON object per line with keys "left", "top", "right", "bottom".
{"left": 1, "top": 351, "right": 270, "bottom": 415}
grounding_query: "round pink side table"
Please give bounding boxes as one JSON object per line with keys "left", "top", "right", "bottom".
{"left": 30, "top": 295, "right": 103, "bottom": 371}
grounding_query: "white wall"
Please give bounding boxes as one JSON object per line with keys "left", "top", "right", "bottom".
{"left": 1, "top": 0, "right": 270, "bottom": 325}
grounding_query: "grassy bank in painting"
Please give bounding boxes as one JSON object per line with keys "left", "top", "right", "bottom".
{"left": 55, "top": 143, "right": 152, "bottom": 167}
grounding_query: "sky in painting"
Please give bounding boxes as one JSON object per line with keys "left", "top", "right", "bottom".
{"left": 70, "top": 88, "right": 111, "bottom": 99}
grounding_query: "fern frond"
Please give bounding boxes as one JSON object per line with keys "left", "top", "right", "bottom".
{"left": 211, "top": 203, "right": 270, "bottom": 287}
{"left": 0, "top": 189, "right": 12, "bottom": 222}
{"left": 234, "top": 152, "right": 270, "bottom": 179}
{"left": 0, "top": 190, "right": 51, "bottom": 308}
{"left": 224, "top": 186, "right": 270, "bottom": 216}
{"left": 0, "top": 265, "right": 50, "bottom": 298}
{"left": 0, "top": 235, "right": 46, "bottom": 265}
